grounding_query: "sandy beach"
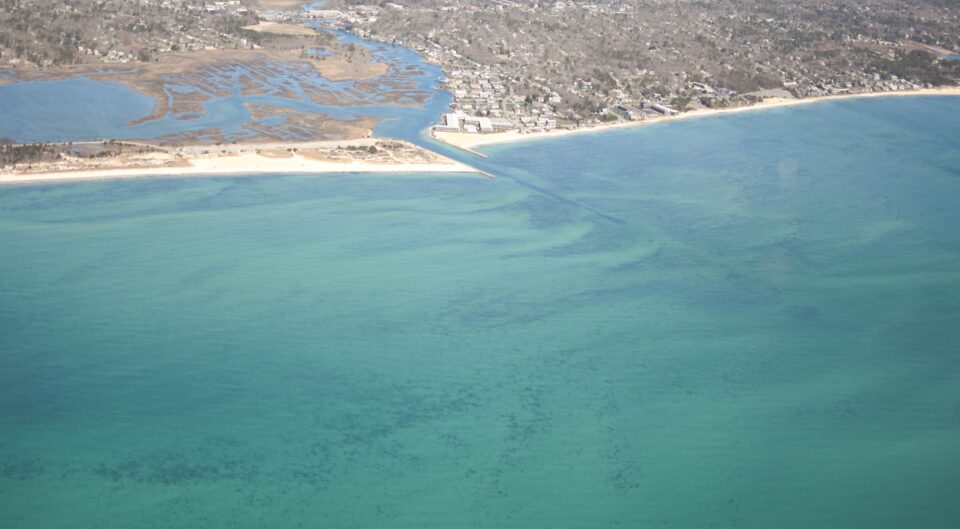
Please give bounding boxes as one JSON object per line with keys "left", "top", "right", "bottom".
{"left": 433, "top": 86, "right": 960, "bottom": 150}
{"left": 0, "top": 140, "right": 485, "bottom": 185}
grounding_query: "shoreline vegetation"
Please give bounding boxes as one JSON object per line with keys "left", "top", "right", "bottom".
{"left": 4, "top": 89, "right": 957, "bottom": 186}
{"left": 0, "top": 139, "right": 486, "bottom": 186}
{"left": 1, "top": 47, "right": 392, "bottom": 129}
{"left": 431, "top": 86, "right": 960, "bottom": 151}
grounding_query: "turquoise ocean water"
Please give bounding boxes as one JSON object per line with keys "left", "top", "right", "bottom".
{"left": 2, "top": 96, "right": 960, "bottom": 528}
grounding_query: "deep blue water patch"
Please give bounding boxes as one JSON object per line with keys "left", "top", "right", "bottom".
{"left": 0, "top": 78, "right": 155, "bottom": 142}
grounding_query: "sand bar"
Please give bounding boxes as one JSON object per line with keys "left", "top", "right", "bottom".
{"left": 1, "top": 141, "right": 485, "bottom": 186}
{"left": 433, "top": 86, "right": 960, "bottom": 150}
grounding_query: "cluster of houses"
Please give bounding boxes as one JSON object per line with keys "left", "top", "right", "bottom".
{"left": 203, "top": 0, "right": 248, "bottom": 14}
{"left": 434, "top": 98, "right": 685, "bottom": 135}
{"left": 434, "top": 112, "right": 516, "bottom": 133}
{"left": 262, "top": 5, "right": 381, "bottom": 25}
{"left": 430, "top": 68, "right": 571, "bottom": 133}
{"left": 442, "top": 68, "right": 510, "bottom": 116}
{"left": 73, "top": 46, "right": 131, "bottom": 62}
{"left": 435, "top": 110, "right": 570, "bottom": 135}
{"left": 317, "top": 3, "right": 935, "bottom": 138}
{"left": 611, "top": 102, "right": 679, "bottom": 121}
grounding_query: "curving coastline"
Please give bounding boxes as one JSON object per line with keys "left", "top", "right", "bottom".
{"left": 431, "top": 86, "right": 960, "bottom": 150}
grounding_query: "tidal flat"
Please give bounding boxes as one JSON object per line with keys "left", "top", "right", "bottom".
{"left": 0, "top": 31, "right": 439, "bottom": 145}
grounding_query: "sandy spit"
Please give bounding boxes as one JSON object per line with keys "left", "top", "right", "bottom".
{"left": 0, "top": 152, "right": 484, "bottom": 186}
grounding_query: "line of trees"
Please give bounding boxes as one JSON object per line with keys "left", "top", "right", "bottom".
{"left": 0, "top": 140, "right": 159, "bottom": 166}
{"left": 0, "top": 143, "right": 63, "bottom": 165}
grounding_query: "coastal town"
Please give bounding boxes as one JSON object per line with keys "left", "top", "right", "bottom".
{"left": 1, "top": 0, "right": 959, "bottom": 140}
{"left": 0, "top": 0, "right": 260, "bottom": 66}
{"left": 317, "top": 0, "right": 960, "bottom": 134}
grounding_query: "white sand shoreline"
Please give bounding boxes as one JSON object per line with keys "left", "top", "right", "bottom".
{"left": 5, "top": 87, "right": 958, "bottom": 186}
{"left": 432, "top": 86, "right": 960, "bottom": 150}
{"left": 0, "top": 151, "right": 485, "bottom": 186}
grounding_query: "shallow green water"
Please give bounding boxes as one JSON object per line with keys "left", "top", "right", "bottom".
{"left": 2, "top": 97, "right": 960, "bottom": 528}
